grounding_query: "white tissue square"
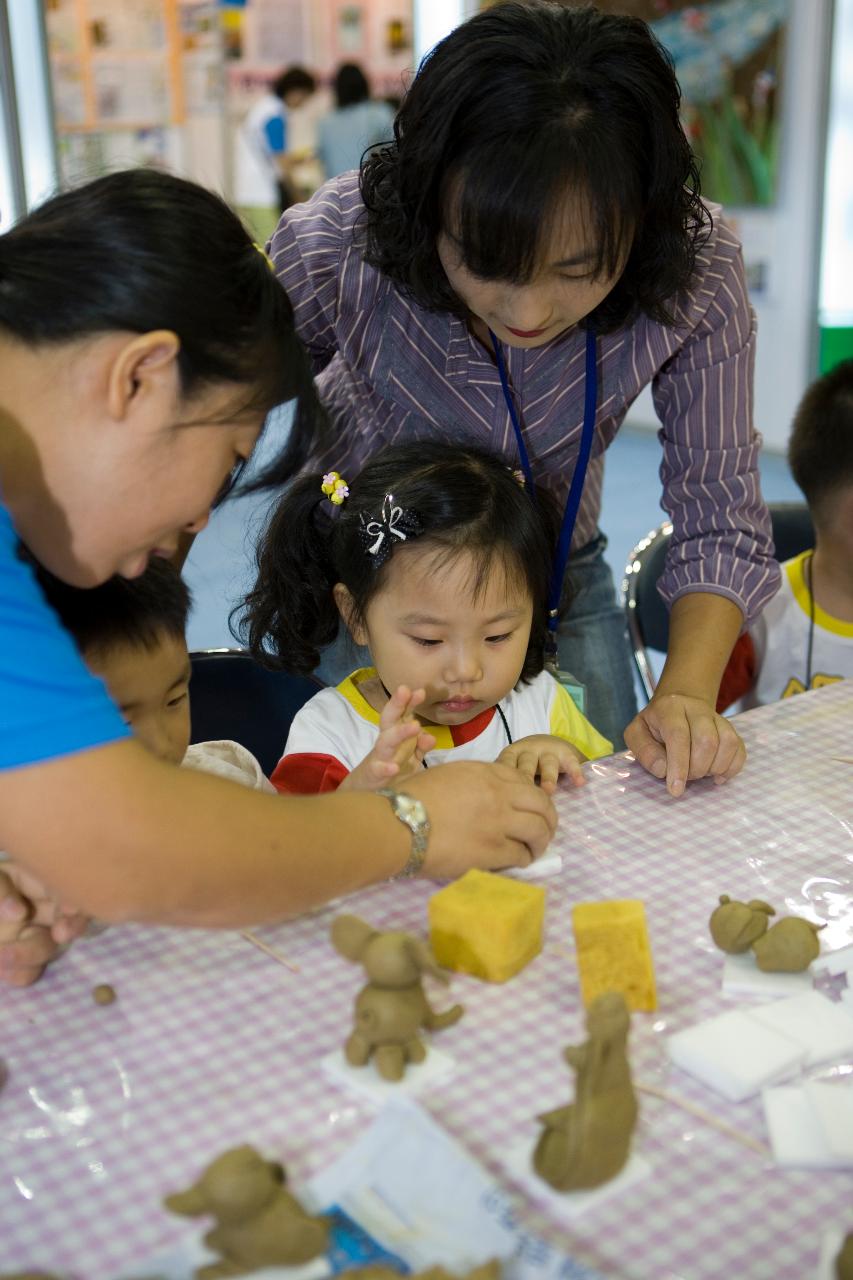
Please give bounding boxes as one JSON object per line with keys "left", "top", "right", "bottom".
{"left": 667, "top": 1009, "right": 805, "bottom": 1101}
{"left": 502, "top": 1139, "right": 649, "bottom": 1219}
{"left": 813, "top": 943, "right": 853, "bottom": 977}
{"left": 322, "top": 1047, "right": 455, "bottom": 1102}
{"left": 803, "top": 1081, "right": 853, "bottom": 1161}
{"left": 721, "top": 953, "right": 812, "bottom": 998}
{"left": 762, "top": 1086, "right": 849, "bottom": 1169}
{"left": 749, "top": 991, "right": 853, "bottom": 1067}
{"left": 817, "top": 1229, "right": 851, "bottom": 1280}
{"left": 506, "top": 849, "right": 563, "bottom": 880}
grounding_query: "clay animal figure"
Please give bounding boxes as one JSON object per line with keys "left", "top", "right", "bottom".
{"left": 752, "top": 916, "right": 824, "bottom": 972}
{"left": 0, "top": 1273, "right": 65, "bottom": 1279}
{"left": 332, "top": 913, "right": 464, "bottom": 1081}
{"left": 349, "top": 1263, "right": 500, "bottom": 1280}
{"left": 709, "top": 895, "right": 775, "bottom": 953}
{"left": 533, "top": 991, "right": 637, "bottom": 1192}
{"left": 836, "top": 1231, "right": 853, "bottom": 1279}
{"left": 165, "top": 1144, "right": 328, "bottom": 1279}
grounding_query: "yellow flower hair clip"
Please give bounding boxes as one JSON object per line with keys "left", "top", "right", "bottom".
{"left": 253, "top": 242, "right": 275, "bottom": 272}
{"left": 321, "top": 470, "right": 349, "bottom": 506}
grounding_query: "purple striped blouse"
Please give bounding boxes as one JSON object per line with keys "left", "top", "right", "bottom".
{"left": 270, "top": 171, "right": 780, "bottom": 623}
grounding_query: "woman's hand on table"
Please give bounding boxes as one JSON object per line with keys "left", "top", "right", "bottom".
{"left": 624, "top": 692, "right": 746, "bottom": 797}
{"left": 340, "top": 685, "right": 435, "bottom": 791}
{"left": 404, "top": 760, "right": 558, "bottom": 876}
{"left": 0, "top": 864, "right": 89, "bottom": 986}
{"left": 496, "top": 735, "right": 586, "bottom": 794}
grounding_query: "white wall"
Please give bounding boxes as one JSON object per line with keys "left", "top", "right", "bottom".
{"left": 626, "top": 0, "right": 832, "bottom": 453}
{"left": 820, "top": 0, "right": 853, "bottom": 328}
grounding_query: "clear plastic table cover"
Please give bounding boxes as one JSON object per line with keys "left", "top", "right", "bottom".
{"left": 1, "top": 680, "right": 852, "bottom": 1279}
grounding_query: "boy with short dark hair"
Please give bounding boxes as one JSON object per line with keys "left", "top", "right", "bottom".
{"left": 719, "top": 360, "right": 853, "bottom": 708}
{"left": 35, "top": 558, "right": 273, "bottom": 789}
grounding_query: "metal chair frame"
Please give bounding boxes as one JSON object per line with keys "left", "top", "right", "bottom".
{"left": 621, "top": 504, "right": 815, "bottom": 702}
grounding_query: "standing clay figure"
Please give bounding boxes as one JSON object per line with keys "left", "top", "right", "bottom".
{"left": 165, "top": 1144, "right": 328, "bottom": 1279}
{"left": 752, "top": 917, "right": 824, "bottom": 972}
{"left": 836, "top": 1231, "right": 853, "bottom": 1279}
{"left": 533, "top": 991, "right": 637, "bottom": 1192}
{"left": 331, "top": 914, "right": 464, "bottom": 1081}
{"left": 709, "top": 895, "right": 775, "bottom": 953}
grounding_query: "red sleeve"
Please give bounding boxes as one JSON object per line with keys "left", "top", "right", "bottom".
{"left": 716, "top": 632, "right": 757, "bottom": 712}
{"left": 271, "top": 752, "right": 349, "bottom": 794}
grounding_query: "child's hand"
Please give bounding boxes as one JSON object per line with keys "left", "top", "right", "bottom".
{"left": 339, "top": 685, "right": 436, "bottom": 792}
{"left": 497, "top": 735, "right": 586, "bottom": 794}
{"left": 0, "top": 864, "right": 89, "bottom": 986}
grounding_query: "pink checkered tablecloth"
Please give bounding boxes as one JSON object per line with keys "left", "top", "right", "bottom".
{"left": 2, "top": 681, "right": 852, "bottom": 1278}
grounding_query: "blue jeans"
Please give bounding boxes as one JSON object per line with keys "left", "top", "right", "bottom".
{"left": 556, "top": 532, "right": 638, "bottom": 750}
{"left": 315, "top": 531, "right": 638, "bottom": 751}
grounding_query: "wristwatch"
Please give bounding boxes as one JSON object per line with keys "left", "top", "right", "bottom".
{"left": 377, "top": 788, "right": 430, "bottom": 879}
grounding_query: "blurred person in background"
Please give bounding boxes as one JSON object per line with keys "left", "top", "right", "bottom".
{"left": 243, "top": 65, "right": 317, "bottom": 213}
{"left": 317, "top": 63, "right": 395, "bottom": 181}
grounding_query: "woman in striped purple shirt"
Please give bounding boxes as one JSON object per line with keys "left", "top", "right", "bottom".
{"left": 267, "top": 1, "right": 779, "bottom": 793}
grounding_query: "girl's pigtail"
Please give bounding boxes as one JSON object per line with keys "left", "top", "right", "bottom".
{"left": 237, "top": 475, "right": 341, "bottom": 674}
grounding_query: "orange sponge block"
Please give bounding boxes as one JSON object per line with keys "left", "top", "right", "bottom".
{"left": 429, "top": 869, "right": 546, "bottom": 983}
{"left": 571, "top": 899, "right": 657, "bottom": 1011}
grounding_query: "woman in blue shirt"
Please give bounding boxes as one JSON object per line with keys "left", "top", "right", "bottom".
{"left": 0, "top": 169, "right": 555, "bottom": 984}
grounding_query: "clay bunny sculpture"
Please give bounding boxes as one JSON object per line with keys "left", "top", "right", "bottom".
{"left": 331, "top": 913, "right": 464, "bottom": 1081}
{"left": 533, "top": 991, "right": 637, "bottom": 1192}
{"left": 165, "top": 1144, "right": 329, "bottom": 1279}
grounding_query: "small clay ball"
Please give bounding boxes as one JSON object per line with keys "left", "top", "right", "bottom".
{"left": 92, "top": 984, "right": 116, "bottom": 1006}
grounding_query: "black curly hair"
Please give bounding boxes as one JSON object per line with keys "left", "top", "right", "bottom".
{"left": 360, "top": 0, "right": 708, "bottom": 332}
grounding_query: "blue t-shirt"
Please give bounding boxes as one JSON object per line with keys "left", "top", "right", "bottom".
{"left": 0, "top": 501, "right": 129, "bottom": 770}
{"left": 263, "top": 113, "right": 286, "bottom": 155}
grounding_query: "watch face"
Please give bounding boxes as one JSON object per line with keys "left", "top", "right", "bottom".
{"left": 397, "top": 794, "right": 428, "bottom": 827}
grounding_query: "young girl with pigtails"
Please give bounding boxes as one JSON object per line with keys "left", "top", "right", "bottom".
{"left": 240, "top": 442, "right": 611, "bottom": 795}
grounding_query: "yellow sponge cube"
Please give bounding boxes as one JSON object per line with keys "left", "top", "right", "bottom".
{"left": 429, "top": 869, "right": 546, "bottom": 983}
{"left": 572, "top": 899, "right": 657, "bottom": 1011}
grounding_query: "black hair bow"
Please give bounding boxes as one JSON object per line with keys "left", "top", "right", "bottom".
{"left": 358, "top": 493, "right": 424, "bottom": 568}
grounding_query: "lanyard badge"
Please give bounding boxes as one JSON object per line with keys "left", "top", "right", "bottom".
{"left": 490, "top": 325, "right": 598, "bottom": 711}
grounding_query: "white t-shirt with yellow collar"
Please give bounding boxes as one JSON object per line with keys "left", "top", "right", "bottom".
{"left": 271, "top": 667, "right": 612, "bottom": 794}
{"left": 746, "top": 550, "right": 853, "bottom": 707}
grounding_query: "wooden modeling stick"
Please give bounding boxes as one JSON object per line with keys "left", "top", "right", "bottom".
{"left": 240, "top": 930, "right": 300, "bottom": 974}
{"left": 635, "top": 1082, "right": 769, "bottom": 1156}
{"left": 533, "top": 991, "right": 637, "bottom": 1192}
{"left": 332, "top": 913, "right": 463, "bottom": 1081}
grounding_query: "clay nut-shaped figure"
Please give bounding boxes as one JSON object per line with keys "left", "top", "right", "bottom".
{"left": 533, "top": 991, "right": 637, "bottom": 1193}
{"left": 752, "top": 916, "right": 825, "bottom": 972}
{"left": 331, "top": 913, "right": 464, "bottom": 1082}
{"left": 709, "top": 895, "right": 776, "bottom": 954}
{"left": 165, "top": 1144, "right": 329, "bottom": 1280}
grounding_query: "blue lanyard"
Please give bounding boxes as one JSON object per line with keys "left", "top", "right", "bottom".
{"left": 488, "top": 326, "right": 598, "bottom": 659}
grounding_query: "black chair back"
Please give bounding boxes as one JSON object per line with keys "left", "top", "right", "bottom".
{"left": 622, "top": 502, "right": 815, "bottom": 699}
{"left": 189, "top": 649, "right": 323, "bottom": 778}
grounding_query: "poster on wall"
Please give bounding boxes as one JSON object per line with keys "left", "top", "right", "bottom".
{"left": 594, "top": 0, "right": 790, "bottom": 207}
{"left": 338, "top": 5, "right": 364, "bottom": 53}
